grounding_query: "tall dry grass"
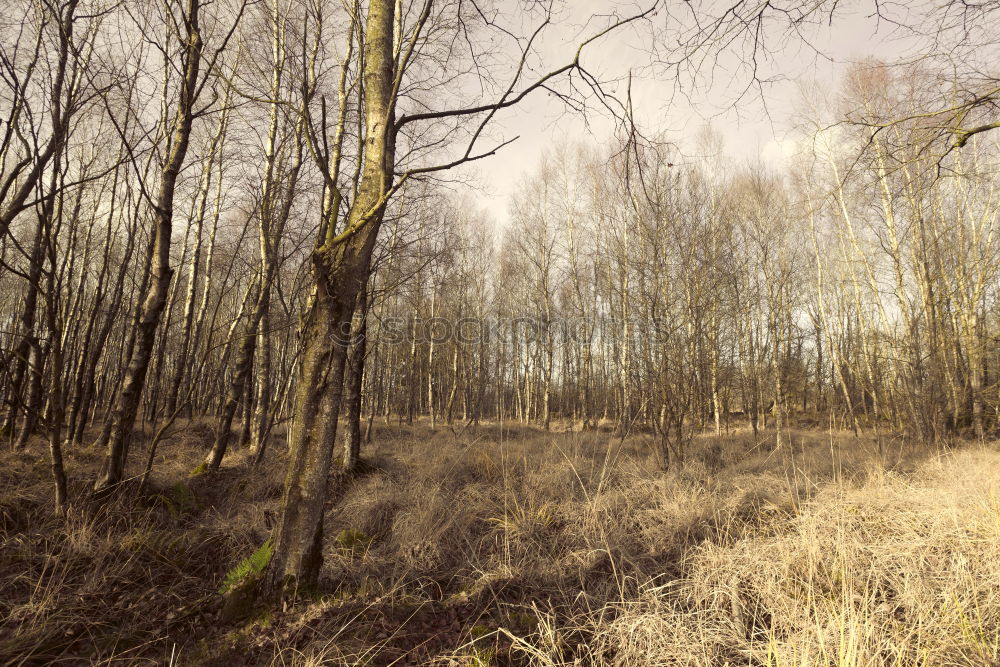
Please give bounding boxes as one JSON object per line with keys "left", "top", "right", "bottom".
{"left": 0, "top": 421, "right": 271, "bottom": 664}
{"left": 540, "top": 447, "right": 1000, "bottom": 666}
{"left": 2, "top": 419, "right": 996, "bottom": 665}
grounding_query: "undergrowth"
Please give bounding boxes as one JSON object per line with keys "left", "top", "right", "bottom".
{"left": 1, "top": 419, "right": 996, "bottom": 666}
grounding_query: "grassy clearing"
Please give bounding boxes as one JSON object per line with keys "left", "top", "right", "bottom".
{"left": 554, "top": 448, "right": 1000, "bottom": 666}
{"left": 0, "top": 420, "right": 996, "bottom": 665}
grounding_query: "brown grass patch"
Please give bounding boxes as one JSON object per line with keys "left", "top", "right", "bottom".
{"left": 1, "top": 420, "right": 992, "bottom": 665}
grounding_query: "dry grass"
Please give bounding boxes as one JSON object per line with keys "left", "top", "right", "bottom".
{"left": 555, "top": 448, "right": 1000, "bottom": 666}
{"left": 0, "top": 422, "right": 268, "bottom": 664}
{"left": 1, "top": 419, "right": 996, "bottom": 665}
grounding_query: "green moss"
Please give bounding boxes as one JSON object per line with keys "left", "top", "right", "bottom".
{"left": 219, "top": 578, "right": 259, "bottom": 623}
{"left": 466, "top": 622, "right": 502, "bottom": 665}
{"left": 189, "top": 461, "right": 208, "bottom": 477}
{"left": 468, "top": 646, "right": 497, "bottom": 666}
{"left": 336, "top": 528, "right": 373, "bottom": 553}
{"left": 243, "top": 609, "right": 273, "bottom": 631}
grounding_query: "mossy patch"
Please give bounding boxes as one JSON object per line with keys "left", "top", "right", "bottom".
{"left": 336, "top": 528, "right": 373, "bottom": 554}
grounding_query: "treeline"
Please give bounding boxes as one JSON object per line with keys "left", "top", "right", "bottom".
{"left": 362, "top": 107, "right": 1000, "bottom": 458}
{"left": 1, "top": 0, "right": 998, "bottom": 592}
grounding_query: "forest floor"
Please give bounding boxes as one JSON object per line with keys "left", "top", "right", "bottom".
{"left": 1, "top": 419, "right": 999, "bottom": 666}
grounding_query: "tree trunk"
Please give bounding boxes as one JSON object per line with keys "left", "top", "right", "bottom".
{"left": 205, "top": 282, "right": 264, "bottom": 469}
{"left": 343, "top": 288, "right": 368, "bottom": 471}
{"left": 265, "top": 0, "right": 395, "bottom": 595}
{"left": 8, "top": 215, "right": 46, "bottom": 447}
{"left": 94, "top": 0, "right": 202, "bottom": 494}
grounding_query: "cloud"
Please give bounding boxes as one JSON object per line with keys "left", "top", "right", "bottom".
{"left": 760, "top": 138, "right": 797, "bottom": 166}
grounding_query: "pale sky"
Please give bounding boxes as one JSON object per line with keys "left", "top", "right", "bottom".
{"left": 458, "top": 0, "right": 929, "bottom": 226}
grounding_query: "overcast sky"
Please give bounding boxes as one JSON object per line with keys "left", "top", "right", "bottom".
{"left": 458, "top": 0, "right": 926, "bottom": 226}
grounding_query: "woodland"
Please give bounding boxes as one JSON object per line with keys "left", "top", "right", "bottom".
{"left": 2, "top": 0, "right": 1000, "bottom": 664}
